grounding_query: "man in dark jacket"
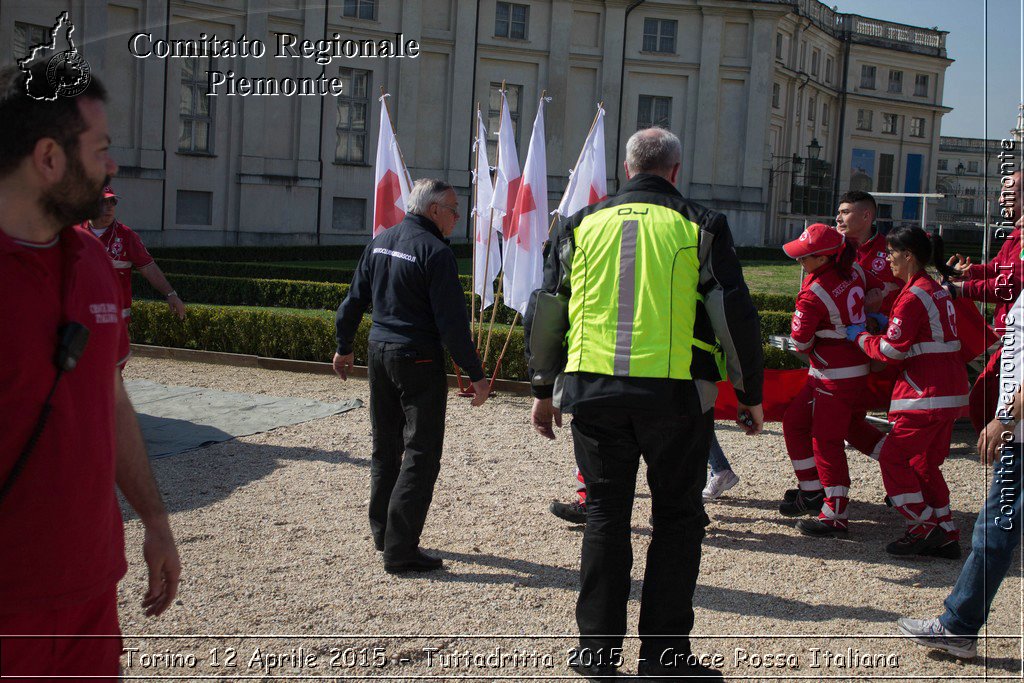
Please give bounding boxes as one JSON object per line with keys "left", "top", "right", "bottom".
{"left": 526, "top": 128, "right": 764, "bottom": 681}
{"left": 334, "top": 178, "right": 488, "bottom": 574}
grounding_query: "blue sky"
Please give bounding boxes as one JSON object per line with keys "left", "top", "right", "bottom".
{"left": 832, "top": 0, "right": 1022, "bottom": 139}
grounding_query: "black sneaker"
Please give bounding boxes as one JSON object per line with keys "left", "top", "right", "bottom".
{"left": 383, "top": 548, "right": 444, "bottom": 574}
{"left": 886, "top": 526, "right": 945, "bottom": 556}
{"left": 884, "top": 495, "right": 893, "bottom": 507}
{"left": 779, "top": 490, "right": 824, "bottom": 517}
{"left": 637, "top": 659, "right": 723, "bottom": 681}
{"left": 551, "top": 499, "right": 587, "bottom": 524}
{"left": 796, "top": 518, "right": 849, "bottom": 537}
{"left": 784, "top": 487, "right": 799, "bottom": 502}
{"left": 922, "top": 540, "right": 962, "bottom": 560}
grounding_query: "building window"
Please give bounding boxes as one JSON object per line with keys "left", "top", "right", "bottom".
{"left": 332, "top": 197, "right": 367, "bottom": 232}
{"left": 909, "top": 117, "right": 925, "bottom": 138}
{"left": 811, "top": 49, "right": 820, "bottom": 76}
{"left": 772, "top": 83, "right": 781, "bottom": 109}
{"left": 336, "top": 68, "right": 370, "bottom": 164}
{"left": 915, "top": 74, "right": 929, "bottom": 97}
{"left": 807, "top": 96, "right": 816, "bottom": 121}
{"left": 13, "top": 22, "right": 49, "bottom": 62}
{"left": 775, "top": 33, "right": 784, "bottom": 59}
{"left": 878, "top": 154, "right": 895, "bottom": 192}
{"left": 342, "top": 0, "right": 376, "bottom": 20}
{"left": 487, "top": 82, "right": 522, "bottom": 164}
{"left": 825, "top": 56, "right": 833, "bottom": 83}
{"left": 937, "top": 158, "right": 948, "bottom": 171}
{"left": 822, "top": 102, "right": 830, "bottom": 125}
{"left": 637, "top": 94, "right": 671, "bottom": 130}
{"left": 856, "top": 109, "right": 873, "bottom": 131}
{"left": 178, "top": 57, "right": 214, "bottom": 153}
{"left": 642, "top": 18, "right": 677, "bottom": 53}
{"left": 968, "top": 160, "right": 979, "bottom": 173}
{"left": 495, "top": 2, "right": 529, "bottom": 40}
{"left": 888, "top": 70, "right": 903, "bottom": 94}
{"left": 799, "top": 41, "right": 806, "bottom": 69}
{"left": 882, "top": 113, "right": 898, "bottom": 134}
{"left": 176, "top": 190, "right": 212, "bottom": 225}
{"left": 860, "top": 65, "right": 876, "bottom": 89}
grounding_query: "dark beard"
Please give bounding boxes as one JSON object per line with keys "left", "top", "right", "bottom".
{"left": 40, "top": 149, "right": 108, "bottom": 228}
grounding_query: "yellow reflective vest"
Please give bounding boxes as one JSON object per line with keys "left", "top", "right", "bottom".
{"left": 564, "top": 202, "right": 717, "bottom": 378}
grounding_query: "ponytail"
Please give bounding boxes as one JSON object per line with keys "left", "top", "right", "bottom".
{"left": 833, "top": 236, "right": 856, "bottom": 280}
{"left": 930, "top": 232, "right": 955, "bottom": 281}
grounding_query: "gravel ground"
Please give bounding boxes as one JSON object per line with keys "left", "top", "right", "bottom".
{"left": 117, "top": 356, "right": 1022, "bottom": 682}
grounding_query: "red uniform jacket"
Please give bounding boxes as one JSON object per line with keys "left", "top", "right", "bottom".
{"left": 790, "top": 262, "right": 869, "bottom": 389}
{"left": 76, "top": 220, "right": 154, "bottom": 318}
{"left": 961, "top": 227, "right": 1022, "bottom": 329}
{"left": 856, "top": 231, "right": 903, "bottom": 314}
{"left": 856, "top": 271, "right": 969, "bottom": 418}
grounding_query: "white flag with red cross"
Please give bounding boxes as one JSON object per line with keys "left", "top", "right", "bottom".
{"left": 489, "top": 89, "right": 522, "bottom": 241}
{"left": 472, "top": 110, "right": 501, "bottom": 310}
{"left": 555, "top": 104, "right": 608, "bottom": 217}
{"left": 502, "top": 96, "right": 550, "bottom": 317}
{"left": 372, "top": 95, "right": 412, "bottom": 237}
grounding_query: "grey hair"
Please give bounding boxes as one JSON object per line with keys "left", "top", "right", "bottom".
{"left": 625, "top": 127, "right": 681, "bottom": 175}
{"left": 407, "top": 178, "right": 454, "bottom": 215}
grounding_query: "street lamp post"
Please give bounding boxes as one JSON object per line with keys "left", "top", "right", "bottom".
{"left": 767, "top": 152, "right": 804, "bottom": 243}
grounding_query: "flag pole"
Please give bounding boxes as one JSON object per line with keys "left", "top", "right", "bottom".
{"left": 481, "top": 81, "right": 507, "bottom": 356}
{"left": 552, "top": 104, "right": 604, "bottom": 238}
{"left": 470, "top": 102, "right": 481, "bottom": 342}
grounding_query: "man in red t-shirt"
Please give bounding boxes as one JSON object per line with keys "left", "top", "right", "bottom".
{"left": 80, "top": 185, "right": 186, "bottom": 321}
{"left": 0, "top": 65, "right": 181, "bottom": 680}
{"left": 833, "top": 190, "right": 892, "bottom": 459}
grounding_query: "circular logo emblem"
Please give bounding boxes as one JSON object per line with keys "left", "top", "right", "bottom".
{"left": 799, "top": 231, "right": 809, "bottom": 241}
{"left": 46, "top": 49, "right": 91, "bottom": 98}
{"left": 872, "top": 257, "right": 886, "bottom": 272}
{"left": 887, "top": 322, "right": 902, "bottom": 340}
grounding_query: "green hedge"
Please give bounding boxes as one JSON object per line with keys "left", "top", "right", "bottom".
{"left": 135, "top": 271, "right": 519, "bottom": 323}
{"left": 135, "top": 272, "right": 350, "bottom": 310}
{"left": 149, "top": 243, "right": 474, "bottom": 262}
{"left": 148, "top": 243, "right": 784, "bottom": 264}
{"left": 156, "top": 258, "right": 473, "bottom": 290}
{"left": 129, "top": 301, "right": 802, "bottom": 377}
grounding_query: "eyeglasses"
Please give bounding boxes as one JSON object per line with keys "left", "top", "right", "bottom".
{"left": 436, "top": 203, "right": 459, "bottom": 215}
{"left": 102, "top": 198, "right": 118, "bottom": 207}
{"left": 885, "top": 248, "right": 902, "bottom": 259}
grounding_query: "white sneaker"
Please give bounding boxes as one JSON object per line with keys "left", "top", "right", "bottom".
{"left": 896, "top": 617, "right": 977, "bottom": 659}
{"left": 702, "top": 469, "right": 740, "bottom": 501}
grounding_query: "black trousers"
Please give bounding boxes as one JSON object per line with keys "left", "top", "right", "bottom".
{"left": 367, "top": 341, "right": 448, "bottom": 561}
{"left": 572, "top": 407, "right": 712, "bottom": 667}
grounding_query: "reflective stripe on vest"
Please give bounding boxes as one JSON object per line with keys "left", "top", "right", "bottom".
{"left": 889, "top": 394, "right": 969, "bottom": 411}
{"left": 565, "top": 203, "right": 700, "bottom": 379}
{"left": 111, "top": 259, "right": 132, "bottom": 269}
{"left": 906, "top": 340, "right": 961, "bottom": 358}
{"left": 809, "top": 282, "right": 847, "bottom": 337}
{"left": 909, "top": 286, "right": 945, "bottom": 342}
{"left": 808, "top": 364, "right": 869, "bottom": 381}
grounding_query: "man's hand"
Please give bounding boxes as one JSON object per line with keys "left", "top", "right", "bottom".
{"left": 531, "top": 397, "right": 562, "bottom": 439}
{"left": 737, "top": 403, "right": 764, "bottom": 435}
{"left": 333, "top": 352, "right": 354, "bottom": 380}
{"left": 167, "top": 295, "right": 186, "bottom": 320}
{"left": 977, "top": 417, "right": 1009, "bottom": 465}
{"left": 141, "top": 519, "right": 181, "bottom": 617}
{"left": 946, "top": 253, "right": 972, "bottom": 279}
{"left": 470, "top": 378, "right": 490, "bottom": 407}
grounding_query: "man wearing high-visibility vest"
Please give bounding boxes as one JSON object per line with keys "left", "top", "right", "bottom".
{"left": 525, "top": 127, "right": 764, "bottom": 681}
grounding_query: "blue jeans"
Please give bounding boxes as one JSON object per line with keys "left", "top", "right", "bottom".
{"left": 940, "top": 440, "right": 1022, "bottom": 637}
{"left": 708, "top": 431, "right": 731, "bottom": 474}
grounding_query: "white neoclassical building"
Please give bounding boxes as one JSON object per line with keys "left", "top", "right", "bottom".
{"left": 2, "top": 0, "right": 952, "bottom": 246}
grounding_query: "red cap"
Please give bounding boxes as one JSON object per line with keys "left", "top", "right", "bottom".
{"left": 783, "top": 223, "right": 845, "bottom": 259}
{"left": 102, "top": 186, "right": 118, "bottom": 199}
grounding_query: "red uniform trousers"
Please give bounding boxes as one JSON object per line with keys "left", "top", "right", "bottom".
{"left": 0, "top": 585, "right": 122, "bottom": 681}
{"left": 876, "top": 412, "right": 958, "bottom": 540}
{"left": 968, "top": 349, "right": 1001, "bottom": 434}
{"left": 783, "top": 376, "right": 865, "bottom": 529}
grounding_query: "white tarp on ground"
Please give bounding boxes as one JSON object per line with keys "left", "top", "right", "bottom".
{"left": 126, "top": 379, "right": 362, "bottom": 459}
